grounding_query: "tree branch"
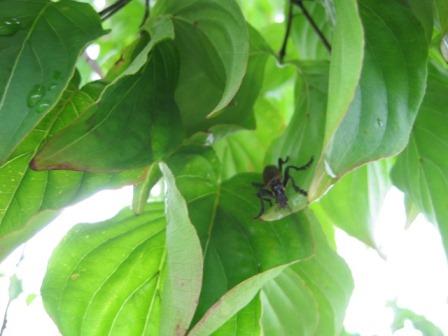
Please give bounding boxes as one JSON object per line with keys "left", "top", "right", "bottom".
{"left": 292, "top": 0, "right": 332, "bottom": 53}
{"left": 99, "top": 0, "right": 132, "bottom": 21}
{"left": 83, "top": 52, "right": 104, "bottom": 79}
{"left": 140, "top": 0, "right": 151, "bottom": 28}
{"left": 0, "top": 301, "right": 10, "bottom": 336}
{"left": 278, "top": 1, "right": 294, "bottom": 63}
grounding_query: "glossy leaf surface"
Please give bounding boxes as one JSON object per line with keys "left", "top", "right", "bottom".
{"left": 166, "top": 147, "right": 314, "bottom": 334}
{"left": 0, "top": 77, "right": 140, "bottom": 261}
{"left": 322, "top": 0, "right": 428, "bottom": 178}
{"left": 0, "top": 0, "right": 105, "bottom": 162}
{"left": 32, "top": 42, "right": 182, "bottom": 172}
{"left": 312, "top": 0, "right": 428, "bottom": 199}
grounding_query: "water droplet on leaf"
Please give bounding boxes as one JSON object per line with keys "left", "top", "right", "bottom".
{"left": 440, "top": 34, "right": 448, "bottom": 62}
{"left": 324, "top": 159, "right": 337, "bottom": 178}
{"left": 0, "top": 17, "right": 21, "bottom": 36}
{"left": 36, "top": 101, "right": 51, "bottom": 113}
{"left": 27, "top": 85, "right": 46, "bottom": 107}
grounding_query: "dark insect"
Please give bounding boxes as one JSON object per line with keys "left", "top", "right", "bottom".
{"left": 252, "top": 156, "right": 313, "bottom": 219}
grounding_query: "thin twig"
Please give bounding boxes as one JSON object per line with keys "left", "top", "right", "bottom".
{"left": 140, "top": 0, "right": 151, "bottom": 28}
{"left": 83, "top": 52, "right": 104, "bottom": 79}
{"left": 0, "top": 248, "right": 25, "bottom": 336}
{"left": 278, "top": 1, "right": 294, "bottom": 63}
{"left": 292, "top": 0, "right": 332, "bottom": 53}
{"left": 0, "top": 300, "right": 10, "bottom": 336}
{"left": 99, "top": 0, "right": 132, "bottom": 21}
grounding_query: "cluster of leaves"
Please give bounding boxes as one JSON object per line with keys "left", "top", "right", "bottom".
{"left": 0, "top": 0, "right": 447, "bottom": 334}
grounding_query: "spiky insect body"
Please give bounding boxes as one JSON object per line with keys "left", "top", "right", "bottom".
{"left": 253, "top": 156, "right": 313, "bottom": 219}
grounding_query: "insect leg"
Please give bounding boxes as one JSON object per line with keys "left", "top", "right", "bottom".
{"left": 278, "top": 156, "right": 290, "bottom": 174}
{"left": 287, "top": 176, "right": 308, "bottom": 196}
{"left": 254, "top": 188, "right": 275, "bottom": 219}
{"left": 283, "top": 157, "right": 314, "bottom": 185}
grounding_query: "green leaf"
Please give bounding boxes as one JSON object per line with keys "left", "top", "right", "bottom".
{"left": 200, "top": 25, "right": 271, "bottom": 136}
{"left": 159, "top": 163, "right": 203, "bottom": 336}
{"left": 263, "top": 61, "right": 329, "bottom": 219}
{"left": 321, "top": 0, "right": 364, "bottom": 149}
{"left": 124, "top": 16, "right": 175, "bottom": 76}
{"left": 290, "top": 1, "right": 333, "bottom": 61}
{"left": 8, "top": 274, "right": 23, "bottom": 300}
{"left": 213, "top": 58, "right": 295, "bottom": 181}
{"left": 312, "top": 160, "right": 392, "bottom": 247}
{"left": 32, "top": 41, "right": 183, "bottom": 172}
{"left": 404, "top": 195, "right": 420, "bottom": 228}
{"left": 153, "top": 0, "right": 249, "bottom": 118}
{"left": 313, "top": 0, "right": 428, "bottom": 196}
{"left": 26, "top": 293, "right": 37, "bottom": 305}
{"left": 0, "top": 0, "right": 105, "bottom": 162}
{"left": 261, "top": 267, "right": 319, "bottom": 335}
{"left": 408, "top": 0, "right": 433, "bottom": 42}
{"left": 261, "top": 212, "right": 353, "bottom": 335}
{"left": 41, "top": 204, "right": 167, "bottom": 336}
{"left": 392, "top": 63, "right": 448, "bottom": 257}
{"left": 189, "top": 266, "right": 288, "bottom": 336}
{"left": 211, "top": 297, "right": 261, "bottom": 336}
{"left": 435, "top": 0, "right": 448, "bottom": 33}
{"left": 0, "top": 76, "right": 141, "bottom": 261}
{"left": 389, "top": 302, "right": 444, "bottom": 336}
{"left": 166, "top": 147, "right": 314, "bottom": 334}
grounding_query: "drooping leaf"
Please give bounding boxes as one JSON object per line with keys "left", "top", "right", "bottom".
{"left": 0, "top": 76, "right": 141, "bottom": 261}
{"left": 32, "top": 41, "right": 183, "bottom": 172}
{"left": 153, "top": 0, "right": 249, "bottom": 119}
{"left": 261, "top": 212, "right": 353, "bottom": 335}
{"left": 389, "top": 301, "right": 444, "bottom": 336}
{"left": 312, "top": 159, "right": 392, "bottom": 247}
{"left": 0, "top": 0, "right": 105, "bottom": 162}
{"left": 166, "top": 147, "right": 314, "bottom": 335}
{"left": 159, "top": 163, "right": 203, "bottom": 336}
{"left": 313, "top": 0, "right": 429, "bottom": 197}
{"left": 263, "top": 61, "right": 329, "bottom": 220}
{"left": 41, "top": 204, "right": 167, "bottom": 336}
{"left": 152, "top": 0, "right": 249, "bottom": 134}
{"left": 392, "top": 63, "right": 448, "bottom": 257}
{"left": 201, "top": 26, "right": 271, "bottom": 136}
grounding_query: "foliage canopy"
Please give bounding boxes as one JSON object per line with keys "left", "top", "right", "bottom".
{"left": 0, "top": 0, "right": 447, "bottom": 334}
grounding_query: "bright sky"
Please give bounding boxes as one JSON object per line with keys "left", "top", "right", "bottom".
{"left": 0, "top": 186, "right": 447, "bottom": 335}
